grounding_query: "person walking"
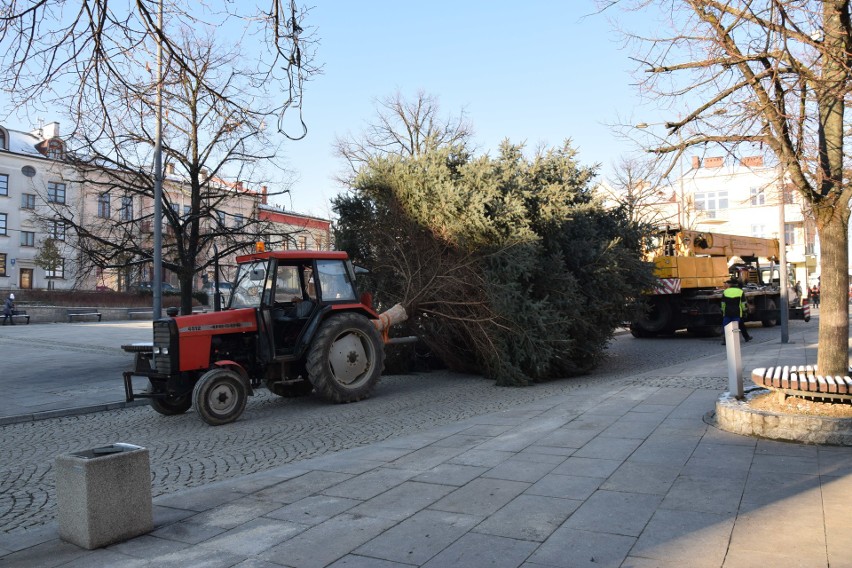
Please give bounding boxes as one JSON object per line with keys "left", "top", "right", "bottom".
{"left": 2, "top": 293, "right": 15, "bottom": 326}
{"left": 721, "top": 279, "right": 752, "bottom": 345}
{"left": 811, "top": 285, "right": 820, "bottom": 308}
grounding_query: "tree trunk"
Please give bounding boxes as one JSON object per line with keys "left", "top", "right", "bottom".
{"left": 179, "top": 273, "right": 195, "bottom": 316}
{"left": 815, "top": 207, "right": 849, "bottom": 376}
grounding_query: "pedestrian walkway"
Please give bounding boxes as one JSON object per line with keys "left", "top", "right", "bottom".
{"left": 1, "top": 320, "right": 850, "bottom": 567}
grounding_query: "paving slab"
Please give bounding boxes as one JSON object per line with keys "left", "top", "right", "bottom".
{"left": 562, "top": 490, "right": 663, "bottom": 537}
{"left": 528, "top": 526, "right": 636, "bottom": 568}
{"left": 421, "top": 532, "right": 538, "bottom": 568}
{"left": 352, "top": 509, "right": 481, "bottom": 566}
{"left": 630, "top": 509, "right": 734, "bottom": 568}
{"left": 471, "top": 493, "right": 581, "bottom": 542}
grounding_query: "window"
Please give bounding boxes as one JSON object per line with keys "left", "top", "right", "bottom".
{"left": 170, "top": 203, "right": 180, "bottom": 217}
{"left": 216, "top": 210, "right": 226, "bottom": 226}
{"left": 0, "top": 212, "right": 6, "bottom": 236}
{"left": 0, "top": 173, "right": 7, "bottom": 196}
{"left": 0, "top": 130, "right": 5, "bottom": 150}
{"left": 297, "top": 236, "right": 307, "bottom": 250}
{"left": 233, "top": 214, "right": 244, "bottom": 228}
{"left": 694, "top": 191, "right": 728, "bottom": 218}
{"left": 20, "top": 231, "right": 35, "bottom": 247}
{"left": 183, "top": 205, "right": 191, "bottom": 219}
{"left": 751, "top": 225, "right": 767, "bottom": 238}
{"left": 97, "top": 193, "right": 110, "bottom": 218}
{"left": 47, "top": 181, "right": 66, "bottom": 203}
{"left": 0, "top": 253, "right": 6, "bottom": 277}
{"left": 783, "top": 187, "right": 795, "bottom": 204}
{"left": 749, "top": 187, "right": 765, "bottom": 206}
{"left": 120, "top": 196, "right": 133, "bottom": 221}
{"left": 51, "top": 220, "right": 66, "bottom": 241}
{"left": 47, "top": 140, "right": 63, "bottom": 160}
{"left": 21, "top": 193, "right": 35, "bottom": 209}
{"left": 317, "top": 260, "right": 356, "bottom": 301}
{"left": 46, "top": 258, "right": 65, "bottom": 279}
{"left": 785, "top": 223, "right": 797, "bottom": 245}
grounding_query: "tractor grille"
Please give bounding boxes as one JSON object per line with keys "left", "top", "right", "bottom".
{"left": 153, "top": 319, "right": 177, "bottom": 375}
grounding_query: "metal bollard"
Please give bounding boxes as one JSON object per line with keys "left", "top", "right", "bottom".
{"left": 724, "top": 321, "right": 744, "bottom": 399}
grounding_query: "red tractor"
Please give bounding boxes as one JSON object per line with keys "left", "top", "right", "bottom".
{"left": 123, "top": 249, "right": 405, "bottom": 425}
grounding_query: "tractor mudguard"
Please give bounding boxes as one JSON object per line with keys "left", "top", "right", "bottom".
{"left": 212, "top": 360, "right": 253, "bottom": 395}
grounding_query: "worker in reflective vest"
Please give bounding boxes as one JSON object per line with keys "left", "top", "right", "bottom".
{"left": 721, "top": 278, "right": 752, "bottom": 345}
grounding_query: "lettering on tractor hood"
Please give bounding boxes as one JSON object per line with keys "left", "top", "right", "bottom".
{"left": 179, "top": 321, "right": 255, "bottom": 334}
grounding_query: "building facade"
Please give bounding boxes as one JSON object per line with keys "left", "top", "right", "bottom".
{"left": 1, "top": 121, "right": 331, "bottom": 294}
{"left": 0, "top": 122, "right": 78, "bottom": 291}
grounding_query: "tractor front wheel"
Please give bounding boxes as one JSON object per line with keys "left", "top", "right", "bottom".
{"left": 193, "top": 368, "right": 247, "bottom": 426}
{"left": 307, "top": 313, "right": 384, "bottom": 403}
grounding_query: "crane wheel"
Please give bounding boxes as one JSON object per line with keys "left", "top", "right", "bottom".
{"left": 636, "top": 300, "right": 673, "bottom": 333}
{"left": 761, "top": 299, "right": 779, "bottom": 327}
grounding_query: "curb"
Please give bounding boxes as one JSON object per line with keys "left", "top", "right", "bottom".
{"left": 714, "top": 389, "right": 852, "bottom": 446}
{"left": 0, "top": 399, "right": 150, "bottom": 427}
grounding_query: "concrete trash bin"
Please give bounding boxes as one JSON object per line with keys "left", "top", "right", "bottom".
{"left": 55, "top": 443, "right": 153, "bottom": 549}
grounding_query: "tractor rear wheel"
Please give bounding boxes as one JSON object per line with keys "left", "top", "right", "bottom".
{"left": 193, "top": 368, "right": 247, "bottom": 426}
{"left": 150, "top": 392, "right": 192, "bottom": 416}
{"left": 307, "top": 313, "right": 384, "bottom": 403}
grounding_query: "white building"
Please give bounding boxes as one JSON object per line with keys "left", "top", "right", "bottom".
{"left": 0, "top": 122, "right": 78, "bottom": 291}
{"left": 601, "top": 155, "right": 819, "bottom": 287}
{"left": 680, "top": 155, "right": 818, "bottom": 287}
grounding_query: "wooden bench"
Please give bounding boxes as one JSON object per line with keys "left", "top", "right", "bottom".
{"left": 751, "top": 365, "right": 852, "bottom": 402}
{"left": 10, "top": 310, "right": 30, "bottom": 324}
{"left": 67, "top": 308, "right": 102, "bottom": 322}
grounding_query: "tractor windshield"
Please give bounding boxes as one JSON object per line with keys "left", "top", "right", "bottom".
{"left": 230, "top": 260, "right": 268, "bottom": 309}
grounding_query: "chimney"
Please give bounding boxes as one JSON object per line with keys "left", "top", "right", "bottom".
{"left": 704, "top": 156, "right": 724, "bottom": 168}
{"left": 691, "top": 156, "right": 701, "bottom": 170}
{"left": 165, "top": 163, "right": 175, "bottom": 175}
{"left": 741, "top": 156, "right": 764, "bottom": 168}
{"left": 41, "top": 122, "right": 60, "bottom": 139}
{"left": 261, "top": 186, "right": 268, "bottom": 205}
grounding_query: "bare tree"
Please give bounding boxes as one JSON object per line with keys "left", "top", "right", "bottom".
{"left": 601, "top": 155, "right": 676, "bottom": 227}
{"left": 607, "top": 0, "right": 852, "bottom": 375}
{"left": 41, "top": 35, "right": 295, "bottom": 314}
{"left": 333, "top": 90, "right": 474, "bottom": 183}
{"left": 0, "top": 0, "right": 316, "bottom": 139}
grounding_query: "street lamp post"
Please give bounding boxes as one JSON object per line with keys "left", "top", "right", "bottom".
{"left": 778, "top": 177, "right": 789, "bottom": 343}
{"left": 152, "top": 0, "right": 164, "bottom": 319}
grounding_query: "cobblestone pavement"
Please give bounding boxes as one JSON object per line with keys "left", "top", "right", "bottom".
{"left": 0, "top": 325, "right": 789, "bottom": 534}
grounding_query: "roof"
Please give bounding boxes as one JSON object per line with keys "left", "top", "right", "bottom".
{"left": 2, "top": 127, "right": 47, "bottom": 157}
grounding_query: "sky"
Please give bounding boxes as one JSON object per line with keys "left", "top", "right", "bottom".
{"left": 275, "top": 0, "right": 665, "bottom": 219}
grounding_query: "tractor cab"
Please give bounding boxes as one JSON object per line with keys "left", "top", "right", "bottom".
{"left": 228, "top": 250, "right": 377, "bottom": 367}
